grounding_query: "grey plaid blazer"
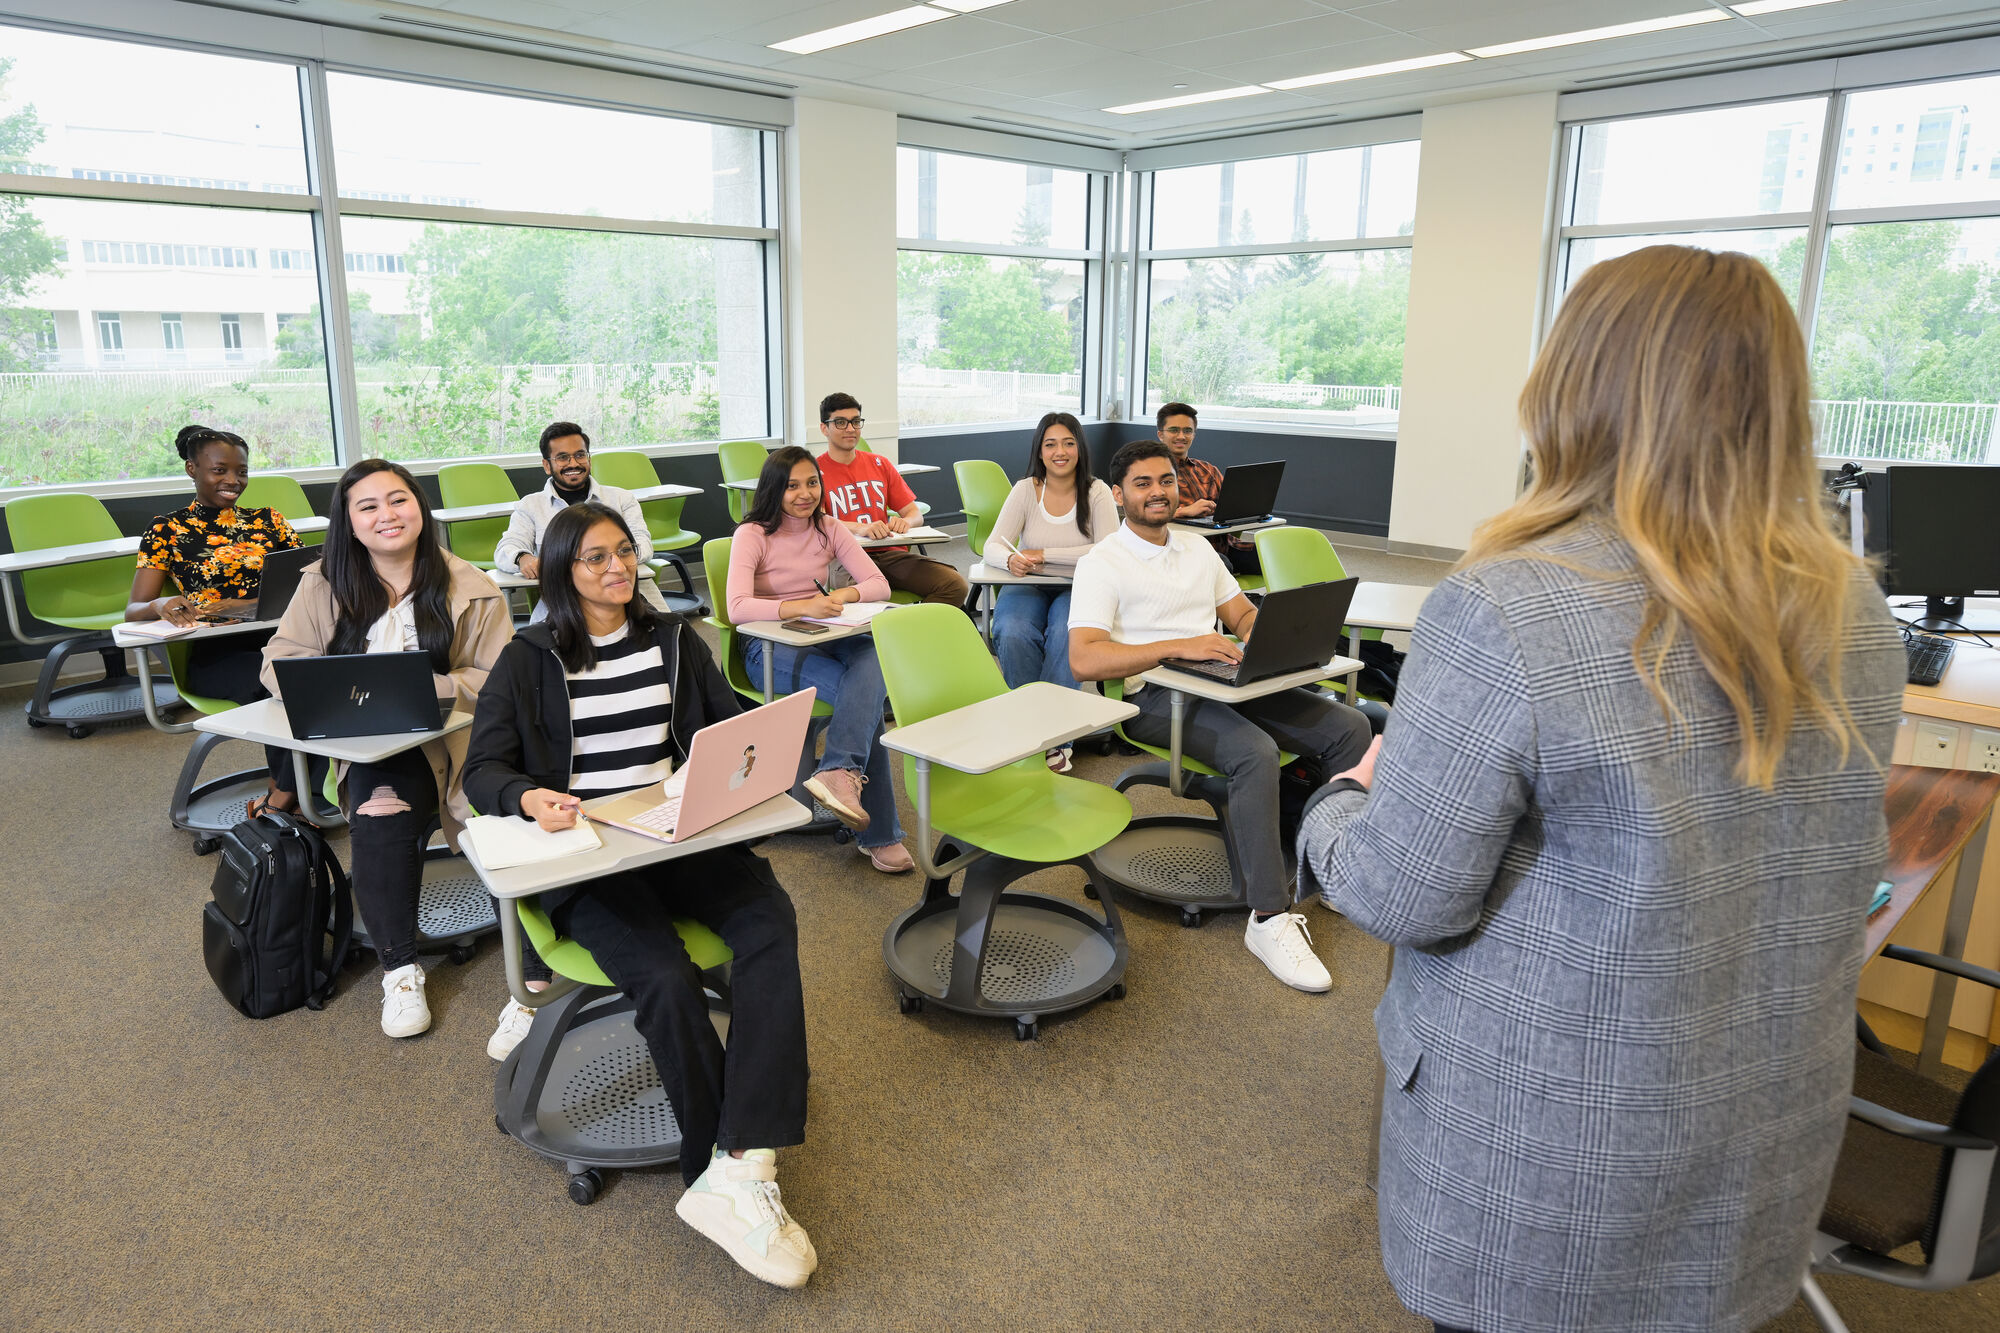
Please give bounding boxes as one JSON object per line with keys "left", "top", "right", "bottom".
{"left": 1299, "top": 522, "right": 1904, "bottom": 1333}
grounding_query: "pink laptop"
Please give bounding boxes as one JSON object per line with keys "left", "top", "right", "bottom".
{"left": 586, "top": 689, "right": 816, "bottom": 844}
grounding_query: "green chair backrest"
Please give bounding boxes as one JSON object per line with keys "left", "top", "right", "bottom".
{"left": 952, "top": 459, "right": 1012, "bottom": 556}
{"left": 6, "top": 493, "right": 133, "bottom": 625}
{"left": 1254, "top": 526, "right": 1348, "bottom": 590}
{"left": 717, "top": 440, "right": 768, "bottom": 525}
{"left": 594, "top": 451, "right": 696, "bottom": 550}
{"left": 435, "top": 463, "right": 518, "bottom": 567}
{"left": 588, "top": 450, "right": 658, "bottom": 491}
{"left": 872, "top": 602, "right": 1005, "bottom": 727}
{"left": 236, "top": 475, "right": 324, "bottom": 547}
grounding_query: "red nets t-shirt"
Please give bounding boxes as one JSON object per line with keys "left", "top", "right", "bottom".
{"left": 817, "top": 449, "right": 917, "bottom": 552}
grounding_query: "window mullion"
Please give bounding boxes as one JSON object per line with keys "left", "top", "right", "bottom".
{"left": 300, "top": 61, "right": 363, "bottom": 466}
{"left": 1795, "top": 91, "right": 1848, "bottom": 364}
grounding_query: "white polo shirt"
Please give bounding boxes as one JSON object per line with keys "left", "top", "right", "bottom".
{"left": 1068, "top": 524, "right": 1240, "bottom": 693}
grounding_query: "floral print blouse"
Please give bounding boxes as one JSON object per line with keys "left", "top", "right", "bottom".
{"left": 136, "top": 503, "right": 302, "bottom": 606}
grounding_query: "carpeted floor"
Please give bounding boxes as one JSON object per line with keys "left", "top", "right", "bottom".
{"left": 2, "top": 532, "right": 1991, "bottom": 1331}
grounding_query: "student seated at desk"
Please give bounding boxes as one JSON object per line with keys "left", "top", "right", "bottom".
{"left": 726, "top": 446, "right": 913, "bottom": 874}
{"left": 814, "top": 391, "right": 968, "bottom": 608}
{"left": 1068, "top": 440, "right": 1371, "bottom": 992}
{"left": 492, "top": 420, "right": 660, "bottom": 614}
{"left": 464, "top": 501, "right": 817, "bottom": 1290}
{"left": 127, "top": 424, "right": 307, "bottom": 817}
{"left": 262, "top": 459, "right": 514, "bottom": 1039}
{"left": 981, "top": 411, "right": 1117, "bottom": 773}
{"left": 1158, "top": 401, "right": 1259, "bottom": 576}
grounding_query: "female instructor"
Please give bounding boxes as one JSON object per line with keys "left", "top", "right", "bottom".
{"left": 1298, "top": 246, "right": 1904, "bottom": 1333}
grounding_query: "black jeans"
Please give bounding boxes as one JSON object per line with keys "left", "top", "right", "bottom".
{"left": 184, "top": 635, "right": 296, "bottom": 792}
{"left": 550, "top": 847, "right": 808, "bottom": 1184}
{"left": 345, "top": 747, "right": 437, "bottom": 971}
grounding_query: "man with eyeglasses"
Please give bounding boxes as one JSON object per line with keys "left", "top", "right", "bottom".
{"left": 814, "top": 392, "right": 969, "bottom": 607}
{"left": 1157, "top": 401, "right": 1260, "bottom": 577}
{"left": 495, "top": 420, "right": 664, "bottom": 612}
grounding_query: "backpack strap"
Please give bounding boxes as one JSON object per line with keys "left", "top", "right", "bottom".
{"left": 294, "top": 818, "right": 354, "bottom": 1010}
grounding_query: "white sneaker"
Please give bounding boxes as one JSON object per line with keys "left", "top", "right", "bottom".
{"left": 380, "top": 962, "right": 431, "bottom": 1037}
{"left": 675, "top": 1149, "right": 818, "bottom": 1288}
{"left": 486, "top": 998, "right": 536, "bottom": 1061}
{"left": 1244, "top": 912, "right": 1333, "bottom": 993}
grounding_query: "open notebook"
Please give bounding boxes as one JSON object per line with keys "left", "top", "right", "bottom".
{"left": 463, "top": 813, "right": 601, "bottom": 869}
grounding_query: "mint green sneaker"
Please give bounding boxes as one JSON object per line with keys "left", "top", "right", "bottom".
{"left": 675, "top": 1149, "right": 818, "bottom": 1288}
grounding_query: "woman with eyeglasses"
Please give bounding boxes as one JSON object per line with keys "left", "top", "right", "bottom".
{"left": 261, "top": 458, "right": 513, "bottom": 1040}
{"left": 126, "top": 424, "right": 306, "bottom": 817}
{"left": 463, "top": 501, "right": 817, "bottom": 1289}
{"left": 981, "top": 411, "right": 1118, "bottom": 772}
{"left": 726, "top": 445, "right": 912, "bottom": 874}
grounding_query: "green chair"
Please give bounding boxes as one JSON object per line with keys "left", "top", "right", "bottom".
{"left": 495, "top": 885, "right": 735, "bottom": 1204}
{"left": 953, "top": 458, "right": 1012, "bottom": 559}
{"left": 702, "top": 536, "right": 845, "bottom": 841}
{"left": 435, "top": 463, "right": 519, "bottom": 570}
{"left": 1256, "top": 526, "right": 1384, "bottom": 704}
{"left": 1091, "top": 675, "right": 1297, "bottom": 927}
{"left": 717, "top": 439, "right": 768, "bottom": 525}
{"left": 5, "top": 493, "right": 178, "bottom": 737}
{"left": 858, "top": 436, "right": 929, "bottom": 516}
{"left": 873, "top": 603, "right": 1132, "bottom": 1039}
{"left": 162, "top": 634, "right": 273, "bottom": 854}
{"left": 236, "top": 475, "right": 324, "bottom": 547}
{"left": 591, "top": 450, "right": 704, "bottom": 615}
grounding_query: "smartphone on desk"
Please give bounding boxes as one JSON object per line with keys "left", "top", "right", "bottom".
{"left": 779, "top": 618, "right": 830, "bottom": 635}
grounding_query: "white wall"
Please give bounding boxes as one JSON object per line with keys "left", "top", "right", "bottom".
{"left": 785, "top": 98, "right": 899, "bottom": 457}
{"left": 1390, "top": 92, "right": 1562, "bottom": 556}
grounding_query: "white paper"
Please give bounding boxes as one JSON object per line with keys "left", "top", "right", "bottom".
{"left": 122, "top": 620, "right": 198, "bottom": 640}
{"left": 464, "top": 813, "right": 601, "bottom": 869}
{"left": 804, "top": 600, "right": 894, "bottom": 626}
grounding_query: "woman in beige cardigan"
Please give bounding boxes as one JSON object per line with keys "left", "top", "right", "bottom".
{"left": 262, "top": 458, "right": 513, "bottom": 1040}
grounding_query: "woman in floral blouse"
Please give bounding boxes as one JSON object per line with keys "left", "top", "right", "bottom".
{"left": 126, "top": 424, "right": 305, "bottom": 817}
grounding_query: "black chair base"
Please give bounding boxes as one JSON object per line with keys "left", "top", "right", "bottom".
{"left": 652, "top": 553, "right": 707, "bottom": 617}
{"left": 348, "top": 846, "right": 500, "bottom": 967}
{"left": 26, "top": 633, "right": 179, "bottom": 738}
{"left": 883, "top": 841, "right": 1127, "bottom": 1041}
{"left": 1088, "top": 763, "right": 1295, "bottom": 926}
{"left": 170, "top": 729, "right": 268, "bottom": 854}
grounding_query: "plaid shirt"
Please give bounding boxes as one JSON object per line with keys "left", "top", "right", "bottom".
{"left": 1170, "top": 454, "right": 1247, "bottom": 549}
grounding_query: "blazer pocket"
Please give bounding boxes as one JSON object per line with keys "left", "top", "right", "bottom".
{"left": 1375, "top": 1011, "right": 1423, "bottom": 1092}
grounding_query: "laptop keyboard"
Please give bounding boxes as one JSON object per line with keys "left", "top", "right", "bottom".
{"left": 622, "top": 795, "right": 682, "bottom": 837}
{"left": 1161, "top": 658, "right": 1242, "bottom": 684}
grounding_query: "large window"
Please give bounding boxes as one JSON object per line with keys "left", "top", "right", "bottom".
{"left": 896, "top": 147, "right": 1094, "bottom": 427}
{"left": 1557, "top": 75, "right": 2000, "bottom": 464}
{"left": 0, "top": 22, "right": 778, "bottom": 487}
{"left": 1140, "top": 140, "right": 1418, "bottom": 430}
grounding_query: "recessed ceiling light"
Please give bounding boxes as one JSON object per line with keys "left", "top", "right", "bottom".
{"left": 771, "top": 5, "right": 952, "bottom": 55}
{"left": 1104, "top": 86, "right": 1274, "bottom": 114}
{"left": 1172, "top": 83, "right": 1189, "bottom": 89}
{"left": 1467, "top": 9, "right": 1727, "bottom": 59}
{"left": 930, "top": 0, "right": 1016, "bottom": 10}
{"left": 1267, "top": 51, "right": 1474, "bottom": 91}
{"left": 1732, "top": 0, "right": 1847, "bottom": 14}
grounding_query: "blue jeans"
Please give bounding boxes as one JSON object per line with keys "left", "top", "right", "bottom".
{"left": 744, "top": 635, "right": 903, "bottom": 847}
{"left": 992, "top": 584, "right": 1079, "bottom": 692}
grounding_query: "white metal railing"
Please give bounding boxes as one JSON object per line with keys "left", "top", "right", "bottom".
{"left": 1814, "top": 398, "right": 2000, "bottom": 464}
{"left": 0, "top": 360, "right": 720, "bottom": 395}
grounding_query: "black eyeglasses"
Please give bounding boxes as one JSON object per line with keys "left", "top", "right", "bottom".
{"left": 574, "top": 543, "right": 639, "bottom": 571}
{"left": 826, "top": 415, "right": 864, "bottom": 430}
{"left": 1161, "top": 426, "right": 1195, "bottom": 438}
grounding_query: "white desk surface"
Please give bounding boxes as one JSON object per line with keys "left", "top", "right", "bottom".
{"left": 1169, "top": 516, "right": 1287, "bottom": 539}
{"left": 720, "top": 461, "right": 935, "bottom": 491}
{"left": 193, "top": 697, "right": 473, "bottom": 764}
{"left": 486, "top": 565, "right": 655, "bottom": 591}
{"left": 857, "top": 529, "right": 949, "bottom": 549}
{"left": 880, "top": 682, "right": 1136, "bottom": 774}
{"left": 629, "top": 482, "right": 702, "bottom": 502}
{"left": 1138, "top": 654, "right": 1363, "bottom": 703}
{"left": 1347, "top": 582, "right": 1429, "bottom": 633}
{"left": 465, "top": 793, "right": 810, "bottom": 898}
{"left": 112, "top": 617, "right": 277, "bottom": 649}
{"left": 967, "top": 560, "right": 1070, "bottom": 587}
{"left": 738, "top": 617, "right": 875, "bottom": 649}
{"left": 0, "top": 515, "right": 329, "bottom": 574}
{"left": 718, "top": 479, "right": 757, "bottom": 492}
{"left": 431, "top": 499, "right": 520, "bottom": 524}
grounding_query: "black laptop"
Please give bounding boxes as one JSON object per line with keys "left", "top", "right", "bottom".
{"left": 1160, "top": 577, "right": 1357, "bottom": 688}
{"left": 272, "top": 652, "right": 444, "bottom": 740}
{"left": 195, "top": 545, "right": 317, "bottom": 624}
{"left": 1177, "top": 460, "right": 1285, "bottom": 528}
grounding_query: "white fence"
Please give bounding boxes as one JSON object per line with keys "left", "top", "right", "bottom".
{"left": 1813, "top": 399, "right": 2000, "bottom": 464}
{"left": 0, "top": 361, "right": 719, "bottom": 396}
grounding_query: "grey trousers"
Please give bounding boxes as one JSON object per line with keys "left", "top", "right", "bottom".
{"left": 1125, "top": 683, "right": 1373, "bottom": 912}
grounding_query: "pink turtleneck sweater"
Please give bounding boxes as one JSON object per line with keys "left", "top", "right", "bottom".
{"left": 726, "top": 514, "right": 891, "bottom": 623}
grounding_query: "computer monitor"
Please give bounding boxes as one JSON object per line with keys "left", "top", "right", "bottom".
{"left": 1885, "top": 464, "right": 2000, "bottom": 631}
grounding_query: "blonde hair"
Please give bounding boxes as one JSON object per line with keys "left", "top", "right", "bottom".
{"left": 1465, "top": 245, "right": 1866, "bottom": 789}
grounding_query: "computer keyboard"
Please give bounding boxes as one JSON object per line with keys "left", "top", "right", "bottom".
{"left": 624, "top": 795, "right": 682, "bottom": 836}
{"left": 1161, "top": 657, "right": 1243, "bottom": 684}
{"left": 1905, "top": 633, "right": 1956, "bottom": 687}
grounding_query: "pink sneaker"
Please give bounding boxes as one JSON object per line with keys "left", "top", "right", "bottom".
{"left": 862, "top": 841, "right": 915, "bottom": 874}
{"left": 804, "top": 768, "right": 870, "bottom": 832}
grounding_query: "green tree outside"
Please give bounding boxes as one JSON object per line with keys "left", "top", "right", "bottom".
{"left": 0, "top": 56, "right": 59, "bottom": 372}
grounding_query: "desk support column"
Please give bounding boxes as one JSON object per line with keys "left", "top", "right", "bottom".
{"left": 1921, "top": 811, "right": 1993, "bottom": 1076}
{"left": 761, "top": 643, "right": 775, "bottom": 704}
{"left": 132, "top": 645, "right": 193, "bottom": 734}
{"left": 292, "top": 750, "right": 348, "bottom": 830}
{"left": 1167, "top": 689, "right": 1189, "bottom": 800}
{"left": 1346, "top": 629, "right": 1361, "bottom": 701}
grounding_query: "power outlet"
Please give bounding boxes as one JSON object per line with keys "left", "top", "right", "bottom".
{"left": 1913, "top": 718, "right": 1962, "bottom": 769}
{"left": 1972, "top": 727, "right": 2000, "bottom": 775}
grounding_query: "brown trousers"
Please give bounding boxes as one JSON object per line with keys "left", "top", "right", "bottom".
{"left": 869, "top": 548, "right": 969, "bottom": 607}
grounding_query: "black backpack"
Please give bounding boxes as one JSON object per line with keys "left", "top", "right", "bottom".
{"left": 201, "top": 809, "right": 354, "bottom": 1019}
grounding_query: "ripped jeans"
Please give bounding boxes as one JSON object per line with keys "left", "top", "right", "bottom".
{"left": 344, "top": 748, "right": 437, "bottom": 973}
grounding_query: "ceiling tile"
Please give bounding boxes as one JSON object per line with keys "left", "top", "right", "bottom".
{"left": 996, "top": 0, "right": 1210, "bottom": 39}
{"left": 901, "top": 35, "right": 1103, "bottom": 85}
{"left": 1210, "top": 34, "right": 1466, "bottom": 85}
{"left": 1148, "top": 11, "right": 1402, "bottom": 70}
{"left": 1067, "top": 0, "right": 1341, "bottom": 54}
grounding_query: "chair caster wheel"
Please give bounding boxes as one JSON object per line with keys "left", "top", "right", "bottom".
{"left": 191, "top": 835, "right": 221, "bottom": 856}
{"left": 1015, "top": 1018, "right": 1038, "bottom": 1041}
{"left": 449, "top": 942, "right": 477, "bottom": 965}
{"left": 833, "top": 827, "right": 853, "bottom": 845}
{"left": 67, "top": 724, "right": 92, "bottom": 739}
{"left": 1107, "top": 982, "right": 1126, "bottom": 1000}
{"left": 897, "top": 992, "right": 922, "bottom": 1014}
{"left": 1180, "top": 908, "right": 1203, "bottom": 928}
{"left": 567, "top": 1169, "right": 603, "bottom": 1205}
{"left": 26, "top": 716, "right": 47, "bottom": 728}
{"left": 495, "top": 1114, "right": 509, "bottom": 1135}
{"left": 1083, "top": 883, "right": 1099, "bottom": 900}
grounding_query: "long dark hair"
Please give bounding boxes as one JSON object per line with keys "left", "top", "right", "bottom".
{"left": 1026, "top": 411, "right": 1095, "bottom": 541}
{"left": 743, "top": 445, "right": 830, "bottom": 546}
{"left": 540, "top": 501, "right": 661, "bottom": 674}
{"left": 322, "top": 458, "right": 455, "bottom": 673}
